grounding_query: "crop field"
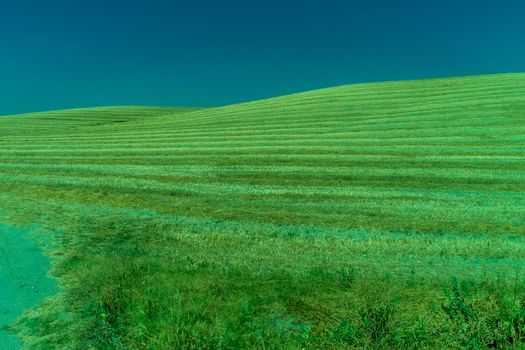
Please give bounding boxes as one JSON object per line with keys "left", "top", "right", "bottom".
{"left": 0, "top": 73, "right": 524, "bottom": 349}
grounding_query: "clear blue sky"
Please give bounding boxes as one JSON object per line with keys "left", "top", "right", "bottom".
{"left": 1, "top": 0, "right": 524, "bottom": 115}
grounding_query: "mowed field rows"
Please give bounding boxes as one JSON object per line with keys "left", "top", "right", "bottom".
{"left": 1, "top": 73, "right": 525, "bottom": 349}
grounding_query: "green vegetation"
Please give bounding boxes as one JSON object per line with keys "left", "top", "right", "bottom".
{"left": 0, "top": 73, "right": 524, "bottom": 349}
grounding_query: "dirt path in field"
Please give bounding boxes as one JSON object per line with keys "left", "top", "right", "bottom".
{"left": 0, "top": 224, "right": 56, "bottom": 349}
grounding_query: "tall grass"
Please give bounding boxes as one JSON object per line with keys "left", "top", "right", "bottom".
{"left": 1, "top": 73, "right": 524, "bottom": 349}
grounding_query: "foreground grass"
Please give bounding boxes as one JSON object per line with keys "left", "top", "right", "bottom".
{"left": 0, "top": 73, "right": 524, "bottom": 349}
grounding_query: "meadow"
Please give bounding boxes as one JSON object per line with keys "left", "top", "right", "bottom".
{"left": 0, "top": 73, "right": 524, "bottom": 349}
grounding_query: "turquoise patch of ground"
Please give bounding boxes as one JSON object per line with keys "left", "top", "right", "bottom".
{"left": 0, "top": 224, "right": 56, "bottom": 349}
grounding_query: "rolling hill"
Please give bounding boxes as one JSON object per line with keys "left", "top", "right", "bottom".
{"left": 0, "top": 73, "right": 524, "bottom": 349}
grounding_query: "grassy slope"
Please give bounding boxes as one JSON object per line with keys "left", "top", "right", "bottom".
{"left": 0, "top": 106, "right": 201, "bottom": 135}
{"left": 0, "top": 73, "right": 524, "bottom": 349}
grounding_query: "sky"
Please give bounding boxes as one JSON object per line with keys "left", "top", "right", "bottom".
{"left": 0, "top": 0, "right": 524, "bottom": 115}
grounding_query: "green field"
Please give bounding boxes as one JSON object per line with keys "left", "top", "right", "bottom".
{"left": 0, "top": 224, "right": 56, "bottom": 349}
{"left": 0, "top": 73, "right": 524, "bottom": 349}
